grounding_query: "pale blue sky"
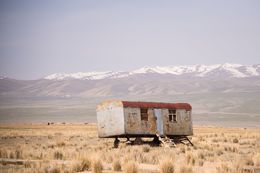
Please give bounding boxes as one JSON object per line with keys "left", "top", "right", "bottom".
{"left": 0, "top": 0, "right": 260, "bottom": 79}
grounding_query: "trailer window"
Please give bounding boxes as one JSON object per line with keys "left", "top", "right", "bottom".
{"left": 168, "top": 109, "right": 177, "bottom": 122}
{"left": 140, "top": 108, "right": 148, "bottom": 121}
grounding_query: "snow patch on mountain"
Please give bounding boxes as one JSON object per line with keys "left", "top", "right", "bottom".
{"left": 45, "top": 71, "right": 119, "bottom": 80}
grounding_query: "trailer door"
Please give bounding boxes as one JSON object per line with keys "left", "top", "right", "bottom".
{"left": 154, "top": 109, "right": 163, "bottom": 135}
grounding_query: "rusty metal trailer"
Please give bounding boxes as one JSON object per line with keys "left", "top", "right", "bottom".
{"left": 96, "top": 100, "right": 193, "bottom": 147}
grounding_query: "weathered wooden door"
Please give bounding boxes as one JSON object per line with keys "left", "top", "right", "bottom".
{"left": 154, "top": 109, "right": 163, "bottom": 135}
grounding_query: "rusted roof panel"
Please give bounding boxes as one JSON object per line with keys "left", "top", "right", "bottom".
{"left": 122, "top": 101, "right": 192, "bottom": 110}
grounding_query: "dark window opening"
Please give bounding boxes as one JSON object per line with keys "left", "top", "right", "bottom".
{"left": 140, "top": 108, "right": 148, "bottom": 121}
{"left": 168, "top": 109, "right": 177, "bottom": 122}
{"left": 169, "top": 115, "right": 173, "bottom": 121}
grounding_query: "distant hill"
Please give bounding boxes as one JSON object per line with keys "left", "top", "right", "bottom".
{"left": 0, "top": 63, "right": 260, "bottom": 127}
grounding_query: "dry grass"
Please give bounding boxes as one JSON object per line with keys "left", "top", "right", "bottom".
{"left": 53, "top": 150, "right": 63, "bottom": 160}
{"left": 0, "top": 124, "right": 259, "bottom": 173}
{"left": 142, "top": 145, "right": 150, "bottom": 153}
{"left": 179, "top": 166, "right": 193, "bottom": 173}
{"left": 124, "top": 161, "right": 138, "bottom": 173}
{"left": 186, "top": 152, "right": 195, "bottom": 165}
{"left": 113, "top": 159, "right": 122, "bottom": 171}
{"left": 254, "top": 153, "right": 260, "bottom": 166}
{"left": 72, "top": 157, "right": 92, "bottom": 172}
{"left": 159, "top": 159, "right": 174, "bottom": 173}
{"left": 92, "top": 159, "right": 103, "bottom": 173}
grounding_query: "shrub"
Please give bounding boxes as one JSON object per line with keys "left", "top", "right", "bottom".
{"left": 124, "top": 161, "right": 138, "bottom": 173}
{"left": 92, "top": 159, "right": 103, "bottom": 173}
{"left": 159, "top": 160, "right": 174, "bottom": 173}
{"left": 113, "top": 159, "right": 121, "bottom": 171}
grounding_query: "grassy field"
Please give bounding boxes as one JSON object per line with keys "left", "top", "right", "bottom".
{"left": 0, "top": 124, "right": 259, "bottom": 173}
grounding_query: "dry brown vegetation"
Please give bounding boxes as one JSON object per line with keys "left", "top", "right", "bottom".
{"left": 0, "top": 124, "right": 259, "bottom": 173}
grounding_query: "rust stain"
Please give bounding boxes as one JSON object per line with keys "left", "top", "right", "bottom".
{"left": 96, "top": 100, "right": 123, "bottom": 111}
{"left": 122, "top": 101, "right": 192, "bottom": 110}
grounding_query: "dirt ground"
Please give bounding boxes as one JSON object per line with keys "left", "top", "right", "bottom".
{"left": 0, "top": 124, "right": 259, "bottom": 173}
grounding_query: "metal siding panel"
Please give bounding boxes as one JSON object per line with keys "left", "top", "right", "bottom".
{"left": 154, "top": 109, "right": 163, "bottom": 135}
{"left": 163, "top": 109, "right": 193, "bottom": 136}
{"left": 97, "top": 104, "right": 125, "bottom": 137}
{"left": 125, "top": 108, "right": 157, "bottom": 135}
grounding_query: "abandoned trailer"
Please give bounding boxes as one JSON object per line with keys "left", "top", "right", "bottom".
{"left": 96, "top": 100, "right": 193, "bottom": 147}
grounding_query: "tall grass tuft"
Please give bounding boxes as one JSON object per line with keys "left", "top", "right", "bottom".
{"left": 113, "top": 159, "right": 121, "bottom": 171}
{"left": 92, "top": 159, "right": 103, "bottom": 173}
{"left": 124, "top": 161, "right": 138, "bottom": 173}
{"left": 159, "top": 160, "right": 174, "bottom": 173}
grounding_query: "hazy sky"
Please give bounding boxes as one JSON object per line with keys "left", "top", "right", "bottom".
{"left": 0, "top": 0, "right": 260, "bottom": 79}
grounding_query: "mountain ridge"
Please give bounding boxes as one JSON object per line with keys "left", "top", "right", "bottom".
{"left": 44, "top": 63, "right": 260, "bottom": 80}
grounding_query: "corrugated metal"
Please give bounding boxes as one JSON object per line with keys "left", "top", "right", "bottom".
{"left": 122, "top": 101, "right": 192, "bottom": 110}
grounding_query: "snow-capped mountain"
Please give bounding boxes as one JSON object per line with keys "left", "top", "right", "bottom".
{"left": 1, "top": 63, "right": 260, "bottom": 124}
{"left": 44, "top": 63, "right": 260, "bottom": 80}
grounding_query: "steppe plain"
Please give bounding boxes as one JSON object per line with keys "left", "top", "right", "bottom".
{"left": 0, "top": 124, "right": 259, "bottom": 173}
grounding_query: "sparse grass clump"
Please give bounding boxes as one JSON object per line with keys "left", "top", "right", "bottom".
{"left": 254, "top": 154, "right": 260, "bottom": 166}
{"left": 24, "top": 160, "right": 32, "bottom": 168}
{"left": 0, "top": 149, "right": 8, "bottom": 158}
{"left": 186, "top": 152, "right": 195, "bottom": 165}
{"left": 197, "top": 151, "right": 205, "bottom": 160}
{"left": 92, "top": 159, "right": 103, "bottom": 173}
{"left": 159, "top": 160, "right": 174, "bottom": 173}
{"left": 53, "top": 151, "right": 63, "bottom": 160}
{"left": 233, "top": 138, "right": 239, "bottom": 143}
{"left": 142, "top": 145, "right": 150, "bottom": 153}
{"left": 124, "top": 161, "right": 138, "bottom": 173}
{"left": 198, "top": 159, "right": 204, "bottom": 166}
{"left": 44, "top": 165, "right": 61, "bottom": 173}
{"left": 113, "top": 159, "right": 121, "bottom": 171}
{"left": 72, "top": 157, "right": 91, "bottom": 172}
{"left": 56, "top": 141, "right": 66, "bottom": 147}
{"left": 179, "top": 166, "right": 193, "bottom": 173}
{"left": 216, "top": 163, "right": 230, "bottom": 173}
{"left": 243, "top": 157, "right": 254, "bottom": 166}
{"left": 81, "top": 157, "right": 92, "bottom": 170}
{"left": 15, "top": 149, "right": 23, "bottom": 159}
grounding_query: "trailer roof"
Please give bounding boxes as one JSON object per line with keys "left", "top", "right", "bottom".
{"left": 122, "top": 101, "right": 192, "bottom": 110}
